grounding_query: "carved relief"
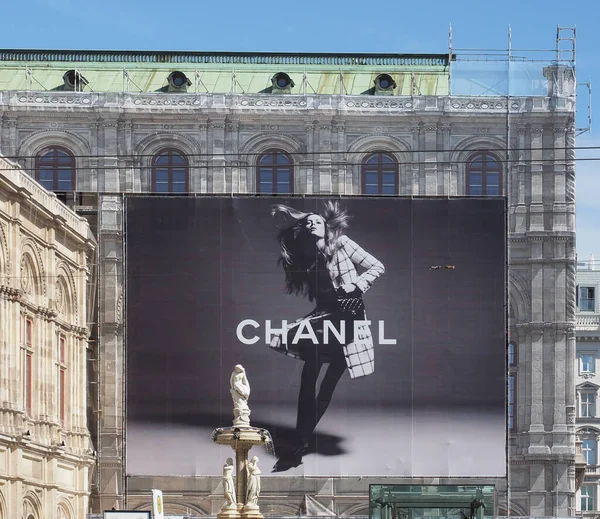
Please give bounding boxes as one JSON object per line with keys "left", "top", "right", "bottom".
{"left": 16, "top": 94, "right": 93, "bottom": 106}
{"left": 20, "top": 256, "right": 33, "bottom": 294}
{"left": 55, "top": 279, "right": 65, "bottom": 314}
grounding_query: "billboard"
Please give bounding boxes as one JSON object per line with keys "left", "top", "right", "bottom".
{"left": 125, "top": 197, "right": 506, "bottom": 477}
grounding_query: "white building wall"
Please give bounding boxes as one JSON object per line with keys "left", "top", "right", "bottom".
{"left": 0, "top": 156, "right": 96, "bottom": 519}
{"left": 576, "top": 266, "right": 600, "bottom": 517}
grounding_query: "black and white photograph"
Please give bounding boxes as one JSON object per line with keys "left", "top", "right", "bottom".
{"left": 125, "top": 196, "right": 507, "bottom": 477}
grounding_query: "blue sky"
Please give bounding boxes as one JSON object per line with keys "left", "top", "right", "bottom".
{"left": 4, "top": 0, "right": 599, "bottom": 262}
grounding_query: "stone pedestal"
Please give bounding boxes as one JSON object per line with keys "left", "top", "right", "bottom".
{"left": 241, "top": 504, "right": 263, "bottom": 519}
{"left": 218, "top": 505, "right": 240, "bottom": 519}
{"left": 212, "top": 426, "right": 273, "bottom": 519}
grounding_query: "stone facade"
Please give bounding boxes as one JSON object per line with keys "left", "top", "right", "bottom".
{"left": 0, "top": 156, "right": 96, "bottom": 519}
{"left": 575, "top": 261, "right": 600, "bottom": 516}
{"left": 0, "top": 50, "right": 578, "bottom": 517}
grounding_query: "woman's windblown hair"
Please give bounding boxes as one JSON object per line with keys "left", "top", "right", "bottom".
{"left": 271, "top": 201, "right": 351, "bottom": 300}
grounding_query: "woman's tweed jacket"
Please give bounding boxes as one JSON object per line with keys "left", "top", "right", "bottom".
{"left": 271, "top": 235, "right": 385, "bottom": 379}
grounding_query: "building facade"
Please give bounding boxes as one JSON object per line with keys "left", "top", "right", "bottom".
{"left": 0, "top": 156, "right": 96, "bottom": 519}
{"left": 0, "top": 43, "right": 578, "bottom": 517}
{"left": 576, "top": 260, "right": 600, "bottom": 516}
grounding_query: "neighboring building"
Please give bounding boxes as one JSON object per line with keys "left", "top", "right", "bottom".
{"left": 0, "top": 33, "right": 578, "bottom": 517}
{"left": 576, "top": 259, "right": 600, "bottom": 516}
{"left": 0, "top": 155, "right": 96, "bottom": 519}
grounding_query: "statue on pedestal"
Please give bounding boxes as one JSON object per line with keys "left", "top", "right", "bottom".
{"left": 213, "top": 365, "right": 270, "bottom": 519}
{"left": 245, "top": 456, "right": 262, "bottom": 509}
{"left": 230, "top": 365, "right": 251, "bottom": 427}
{"left": 220, "top": 458, "right": 237, "bottom": 511}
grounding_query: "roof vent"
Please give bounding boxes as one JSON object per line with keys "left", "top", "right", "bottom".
{"left": 374, "top": 74, "right": 396, "bottom": 95}
{"left": 62, "top": 70, "right": 88, "bottom": 92}
{"left": 271, "top": 72, "right": 295, "bottom": 94}
{"left": 167, "top": 71, "right": 191, "bottom": 92}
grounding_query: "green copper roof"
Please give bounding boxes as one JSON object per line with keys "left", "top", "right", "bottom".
{"left": 0, "top": 50, "right": 451, "bottom": 95}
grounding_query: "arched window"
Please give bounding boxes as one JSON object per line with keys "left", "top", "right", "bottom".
{"left": 362, "top": 152, "right": 398, "bottom": 195}
{"left": 151, "top": 149, "right": 189, "bottom": 193}
{"left": 35, "top": 146, "right": 76, "bottom": 193}
{"left": 466, "top": 152, "right": 502, "bottom": 195}
{"left": 256, "top": 150, "right": 293, "bottom": 194}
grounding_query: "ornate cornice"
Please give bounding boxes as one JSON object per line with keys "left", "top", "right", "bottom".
{"left": 516, "top": 321, "right": 575, "bottom": 331}
{"left": 510, "top": 233, "right": 575, "bottom": 242}
{"left": 0, "top": 285, "right": 21, "bottom": 300}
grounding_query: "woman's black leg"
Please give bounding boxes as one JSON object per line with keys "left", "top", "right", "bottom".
{"left": 314, "top": 358, "right": 347, "bottom": 429}
{"left": 296, "top": 354, "right": 323, "bottom": 444}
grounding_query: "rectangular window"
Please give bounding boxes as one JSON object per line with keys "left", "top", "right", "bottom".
{"left": 581, "top": 354, "right": 596, "bottom": 374}
{"left": 583, "top": 438, "right": 597, "bottom": 465}
{"left": 580, "top": 287, "right": 596, "bottom": 312}
{"left": 59, "top": 336, "right": 66, "bottom": 364}
{"left": 26, "top": 318, "right": 33, "bottom": 348}
{"left": 581, "top": 393, "right": 596, "bottom": 418}
{"left": 581, "top": 485, "right": 596, "bottom": 511}
{"left": 508, "top": 342, "right": 517, "bottom": 367}
{"left": 508, "top": 375, "right": 515, "bottom": 431}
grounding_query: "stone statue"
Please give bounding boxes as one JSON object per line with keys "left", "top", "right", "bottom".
{"left": 220, "top": 457, "right": 237, "bottom": 511}
{"left": 230, "top": 365, "right": 251, "bottom": 426}
{"left": 245, "top": 456, "right": 261, "bottom": 508}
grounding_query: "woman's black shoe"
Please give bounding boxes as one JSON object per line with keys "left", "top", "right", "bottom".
{"left": 292, "top": 442, "right": 309, "bottom": 457}
{"left": 271, "top": 442, "right": 309, "bottom": 472}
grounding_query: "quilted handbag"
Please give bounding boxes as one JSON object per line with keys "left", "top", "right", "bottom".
{"left": 336, "top": 287, "right": 365, "bottom": 317}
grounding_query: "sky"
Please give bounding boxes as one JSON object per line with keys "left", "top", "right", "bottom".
{"left": 3, "top": 0, "right": 599, "bottom": 263}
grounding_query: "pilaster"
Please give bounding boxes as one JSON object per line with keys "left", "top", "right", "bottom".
{"left": 529, "top": 126, "right": 544, "bottom": 231}
{"left": 101, "top": 119, "right": 120, "bottom": 193}
{"left": 198, "top": 121, "right": 209, "bottom": 193}
{"left": 514, "top": 126, "right": 528, "bottom": 233}
{"left": 209, "top": 117, "right": 226, "bottom": 193}
{"left": 303, "top": 120, "right": 316, "bottom": 194}
{"left": 410, "top": 122, "right": 422, "bottom": 195}
{"left": 317, "top": 122, "right": 333, "bottom": 194}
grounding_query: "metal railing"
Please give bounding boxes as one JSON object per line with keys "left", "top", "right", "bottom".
{"left": 0, "top": 49, "right": 453, "bottom": 67}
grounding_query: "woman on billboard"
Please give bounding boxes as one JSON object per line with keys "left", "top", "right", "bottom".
{"left": 270, "top": 201, "right": 385, "bottom": 468}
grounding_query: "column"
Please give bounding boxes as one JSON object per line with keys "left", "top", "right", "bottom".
{"left": 303, "top": 120, "right": 316, "bottom": 194}
{"left": 209, "top": 117, "right": 226, "bottom": 193}
{"left": 198, "top": 121, "right": 209, "bottom": 193}
{"left": 317, "top": 122, "right": 333, "bottom": 194}
{"left": 332, "top": 119, "right": 346, "bottom": 195}
{"left": 529, "top": 126, "right": 544, "bottom": 232}
{"left": 423, "top": 124, "right": 438, "bottom": 195}
{"left": 565, "top": 126, "right": 576, "bottom": 231}
{"left": 514, "top": 127, "right": 527, "bottom": 233}
{"left": 226, "top": 120, "right": 240, "bottom": 194}
{"left": 439, "top": 122, "right": 451, "bottom": 195}
{"left": 96, "top": 195, "right": 125, "bottom": 511}
{"left": 88, "top": 119, "right": 100, "bottom": 197}
{"left": 1, "top": 116, "right": 18, "bottom": 157}
{"left": 102, "top": 119, "right": 120, "bottom": 192}
{"left": 410, "top": 122, "right": 422, "bottom": 195}
{"left": 118, "top": 120, "right": 134, "bottom": 193}
{"left": 551, "top": 126, "right": 567, "bottom": 231}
